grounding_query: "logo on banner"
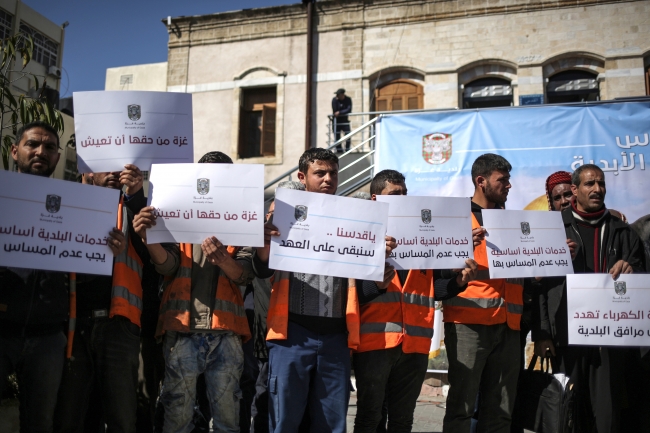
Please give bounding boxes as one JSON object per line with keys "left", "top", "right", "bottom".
{"left": 294, "top": 205, "right": 308, "bottom": 222}
{"left": 127, "top": 104, "right": 141, "bottom": 121}
{"left": 614, "top": 281, "right": 627, "bottom": 296}
{"left": 45, "top": 194, "right": 61, "bottom": 213}
{"left": 422, "top": 133, "right": 452, "bottom": 165}
{"left": 520, "top": 222, "right": 531, "bottom": 236}
{"left": 421, "top": 209, "right": 432, "bottom": 224}
{"left": 197, "top": 178, "right": 210, "bottom": 195}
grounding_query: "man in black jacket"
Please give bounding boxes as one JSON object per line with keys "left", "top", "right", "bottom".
{"left": 0, "top": 121, "right": 126, "bottom": 433}
{"left": 332, "top": 88, "right": 352, "bottom": 153}
{"left": 533, "top": 164, "right": 647, "bottom": 432}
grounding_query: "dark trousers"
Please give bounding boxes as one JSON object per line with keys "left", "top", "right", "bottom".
{"left": 0, "top": 331, "right": 66, "bottom": 433}
{"left": 250, "top": 359, "right": 269, "bottom": 433}
{"left": 54, "top": 316, "right": 140, "bottom": 433}
{"left": 135, "top": 335, "right": 164, "bottom": 433}
{"left": 334, "top": 122, "right": 351, "bottom": 152}
{"left": 443, "top": 323, "right": 520, "bottom": 433}
{"left": 353, "top": 346, "right": 428, "bottom": 433}
{"left": 267, "top": 321, "right": 350, "bottom": 433}
{"left": 240, "top": 331, "right": 260, "bottom": 433}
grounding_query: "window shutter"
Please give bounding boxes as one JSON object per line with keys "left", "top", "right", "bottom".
{"left": 260, "top": 105, "right": 276, "bottom": 156}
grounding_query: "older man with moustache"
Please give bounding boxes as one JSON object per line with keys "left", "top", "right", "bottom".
{"left": 533, "top": 164, "right": 646, "bottom": 432}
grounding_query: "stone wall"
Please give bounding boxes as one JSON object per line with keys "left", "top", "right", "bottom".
{"left": 164, "top": 0, "right": 650, "bottom": 181}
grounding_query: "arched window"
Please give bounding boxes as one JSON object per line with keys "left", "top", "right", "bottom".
{"left": 546, "top": 70, "right": 599, "bottom": 103}
{"left": 462, "top": 77, "right": 512, "bottom": 109}
{"left": 374, "top": 79, "right": 423, "bottom": 112}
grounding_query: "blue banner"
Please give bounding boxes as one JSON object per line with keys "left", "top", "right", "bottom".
{"left": 376, "top": 102, "right": 650, "bottom": 222}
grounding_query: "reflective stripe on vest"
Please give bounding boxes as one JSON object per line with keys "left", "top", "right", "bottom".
{"left": 442, "top": 213, "right": 523, "bottom": 330}
{"left": 266, "top": 272, "right": 361, "bottom": 350}
{"left": 156, "top": 243, "right": 251, "bottom": 341}
{"left": 109, "top": 198, "right": 143, "bottom": 327}
{"left": 356, "top": 270, "right": 435, "bottom": 354}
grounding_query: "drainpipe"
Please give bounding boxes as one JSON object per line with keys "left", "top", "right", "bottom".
{"left": 304, "top": 0, "right": 315, "bottom": 150}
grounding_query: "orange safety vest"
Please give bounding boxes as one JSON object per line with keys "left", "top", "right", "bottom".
{"left": 356, "top": 270, "right": 435, "bottom": 354}
{"left": 155, "top": 243, "right": 251, "bottom": 341}
{"left": 266, "top": 272, "right": 360, "bottom": 350}
{"left": 442, "top": 213, "right": 523, "bottom": 330}
{"left": 109, "top": 197, "right": 144, "bottom": 327}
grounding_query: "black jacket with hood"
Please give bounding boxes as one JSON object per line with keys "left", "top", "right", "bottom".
{"left": 532, "top": 207, "right": 646, "bottom": 347}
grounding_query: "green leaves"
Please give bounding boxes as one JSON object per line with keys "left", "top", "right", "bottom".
{"left": 0, "top": 33, "right": 65, "bottom": 170}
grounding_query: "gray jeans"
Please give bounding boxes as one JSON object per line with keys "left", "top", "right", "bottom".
{"left": 161, "top": 332, "right": 243, "bottom": 433}
{"left": 443, "top": 323, "right": 520, "bottom": 433}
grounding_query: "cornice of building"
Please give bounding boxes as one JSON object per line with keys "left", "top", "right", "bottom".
{"left": 165, "top": 0, "right": 640, "bottom": 49}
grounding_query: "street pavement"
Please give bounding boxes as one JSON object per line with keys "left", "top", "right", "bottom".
{"left": 347, "top": 394, "right": 447, "bottom": 433}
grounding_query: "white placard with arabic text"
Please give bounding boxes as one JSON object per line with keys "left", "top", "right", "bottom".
{"left": 74, "top": 91, "right": 193, "bottom": 173}
{"left": 376, "top": 195, "right": 473, "bottom": 269}
{"left": 0, "top": 170, "right": 119, "bottom": 275}
{"left": 146, "top": 163, "right": 264, "bottom": 247}
{"left": 567, "top": 274, "right": 650, "bottom": 346}
{"left": 269, "top": 189, "right": 389, "bottom": 281}
{"left": 482, "top": 209, "right": 574, "bottom": 278}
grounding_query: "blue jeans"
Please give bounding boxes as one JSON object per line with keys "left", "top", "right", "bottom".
{"left": 161, "top": 332, "right": 244, "bottom": 433}
{"left": 54, "top": 316, "right": 141, "bottom": 433}
{"left": 267, "top": 321, "right": 350, "bottom": 433}
{"left": 0, "top": 331, "right": 66, "bottom": 433}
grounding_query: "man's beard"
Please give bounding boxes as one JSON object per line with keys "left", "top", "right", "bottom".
{"left": 485, "top": 182, "right": 506, "bottom": 205}
{"left": 16, "top": 156, "right": 56, "bottom": 177}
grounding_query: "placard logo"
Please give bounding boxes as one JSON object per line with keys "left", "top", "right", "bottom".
{"left": 421, "top": 209, "right": 432, "bottom": 224}
{"left": 294, "top": 205, "right": 308, "bottom": 222}
{"left": 128, "top": 104, "right": 141, "bottom": 121}
{"left": 197, "top": 178, "right": 210, "bottom": 195}
{"left": 45, "top": 194, "right": 61, "bottom": 213}
{"left": 614, "top": 281, "right": 626, "bottom": 296}
{"left": 422, "top": 133, "right": 452, "bottom": 165}
{"left": 520, "top": 222, "right": 531, "bottom": 236}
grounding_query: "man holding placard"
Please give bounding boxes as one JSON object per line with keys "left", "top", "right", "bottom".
{"left": 352, "top": 169, "right": 479, "bottom": 433}
{"left": 54, "top": 163, "right": 155, "bottom": 433}
{"left": 533, "top": 164, "right": 646, "bottom": 431}
{"left": 0, "top": 122, "right": 126, "bottom": 433}
{"left": 132, "top": 151, "right": 253, "bottom": 433}
{"left": 442, "top": 154, "right": 524, "bottom": 433}
{"left": 255, "top": 148, "right": 397, "bottom": 433}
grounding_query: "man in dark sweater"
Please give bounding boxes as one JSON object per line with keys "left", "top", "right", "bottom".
{"left": 533, "top": 164, "right": 647, "bottom": 432}
{"left": 332, "top": 88, "right": 352, "bottom": 153}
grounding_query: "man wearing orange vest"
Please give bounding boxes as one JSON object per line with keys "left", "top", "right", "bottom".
{"left": 254, "top": 148, "right": 397, "bottom": 433}
{"left": 53, "top": 164, "right": 152, "bottom": 433}
{"left": 442, "top": 154, "right": 524, "bottom": 433}
{"left": 132, "top": 151, "right": 253, "bottom": 433}
{"left": 0, "top": 122, "right": 126, "bottom": 433}
{"left": 352, "top": 169, "right": 479, "bottom": 433}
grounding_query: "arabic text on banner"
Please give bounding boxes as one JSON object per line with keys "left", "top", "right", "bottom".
{"left": 146, "top": 163, "right": 264, "bottom": 247}
{"left": 0, "top": 170, "right": 119, "bottom": 275}
{"left": 482, "top": 209, "right": 574, "bottom": 279}
{"left": 567, "top": 274, "right": 650, "bottom": 346}
{"left": 376, "top": 195, "right": 473, "bottom": 270}
{"left": 74, "top": 91, "right": 193, "bottom": 173}
{"left": 269, "top": 189, "right": 389, "bottom": 281}
{"left": 376, "top": 102, "right": 649, "bottom": 223}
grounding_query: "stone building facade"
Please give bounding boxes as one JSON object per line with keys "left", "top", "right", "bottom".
{"left": 164, "top": 0, "right": 650, "bottom": 181}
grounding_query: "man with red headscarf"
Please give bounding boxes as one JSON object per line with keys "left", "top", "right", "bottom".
{"left": 545, "top": 170, "right": 626, "bottom": 220}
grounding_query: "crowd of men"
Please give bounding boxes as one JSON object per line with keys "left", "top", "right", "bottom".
{"left": 1, "top": 120, "right": 649, "bottom": 433}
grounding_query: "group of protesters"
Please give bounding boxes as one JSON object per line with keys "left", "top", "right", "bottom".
{"left": 1, "top": 120, "right": 649, "bottom": 433}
